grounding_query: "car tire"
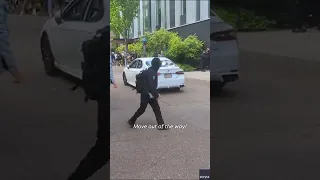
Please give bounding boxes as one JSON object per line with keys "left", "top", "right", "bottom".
{"left": 41, "top": 34, "right": 58, "bottom": 76}
{"left": 123, "top": 72, "right": 128, "bottom": 85}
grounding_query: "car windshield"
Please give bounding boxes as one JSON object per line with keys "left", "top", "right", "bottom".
{"left": 146, "top": 59, "right": 176, "bottom": 67}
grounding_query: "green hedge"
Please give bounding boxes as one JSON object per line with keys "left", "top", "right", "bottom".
{"left": 214, "top": 7, "right": 275, "bottom": 31}
{"left": 116, "top": 29, "right": 204, "bottom": 69}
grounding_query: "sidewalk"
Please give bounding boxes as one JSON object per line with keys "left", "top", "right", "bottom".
{"left": 113, "top": 66, "right": 210, "bottom": 82}
{"left": 238, "top": 29, "right": 320, "bottom": 61}
{"left": 184, "top": 71, "right": 210, "bottom": 81}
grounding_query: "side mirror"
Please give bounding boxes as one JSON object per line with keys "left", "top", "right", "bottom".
{"left": 127, "top": 65, "right": 130, "bottom": 69}
{"left": 54, "top": 10, "right": 63, "bottom": 25}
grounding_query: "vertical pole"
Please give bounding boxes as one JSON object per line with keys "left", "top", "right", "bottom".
{"left": 48, "top": 0, "right": 52, "bottom": 17}
{"left": 143, "top": 45, "right": 146, "bottom": 57}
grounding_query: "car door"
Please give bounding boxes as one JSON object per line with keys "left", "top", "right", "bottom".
{"left": 50, "top": 0, "right": 105, "bottom": 78}
{"left": 126, "top": 60, "right": 138, "bottom": 84}
{"left": 132, "top": 60, "right": 143, "bottom": 85}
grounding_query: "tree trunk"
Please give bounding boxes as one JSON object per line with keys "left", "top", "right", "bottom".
{"left": 124, "top": 37, "right": 129, "bottom": 66}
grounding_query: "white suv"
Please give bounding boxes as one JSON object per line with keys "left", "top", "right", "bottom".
{"left": 210, "top": 11, "right": 239, "bottom": 89}
{"left": 40, "top": 0, "right": 108, "bottom": 78}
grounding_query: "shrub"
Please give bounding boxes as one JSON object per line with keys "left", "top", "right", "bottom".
{"left": 116, "top": 42, "right": 143, "bottom": 57}
{"left": 182, "top": 35, "right": 204, "bottom": 66}
{"left": 116, "top": 29, "right": 204, "bottom": 70}
{"left": 116, "top": 45, "right": 125, "bottom": 53}
{"left": 128, "top": 42, "right": 143, "bottom": 57}
{"left": 142, "top": 29, "right": 176, "bottom": 56}
{"left": 165, "top": 35, "right": 185, "bottom": 63}
{"left": 214, "top": 7, "right": 273, "bottom": 30}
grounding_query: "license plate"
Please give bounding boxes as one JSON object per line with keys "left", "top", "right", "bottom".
{"left": 164, "top": 73, "right": 172, "bottom": 78}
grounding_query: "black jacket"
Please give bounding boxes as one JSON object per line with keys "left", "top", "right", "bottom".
{"left": 95, "top": 25, "right": 110, "bottom": 100}
{"left": 143, "top": 58, "right": 161, "bottom": 99}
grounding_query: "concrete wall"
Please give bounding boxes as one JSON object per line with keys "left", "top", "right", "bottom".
{"left": 168, "top": 19, "right": 210, "bottom": 48}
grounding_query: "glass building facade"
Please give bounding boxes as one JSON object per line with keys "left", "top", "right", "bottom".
{"left": 129, "top": 0, "right": 210, "bottom": 40}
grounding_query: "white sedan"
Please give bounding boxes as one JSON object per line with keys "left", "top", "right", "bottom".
{"left": 211, "top": 11, "right": 239, "bottom": 89}
{"left": 122, "top": 57, "right": 185, "bottom": 90}
{"left": 40, "top": 0, "right": 108, "bottom": 78}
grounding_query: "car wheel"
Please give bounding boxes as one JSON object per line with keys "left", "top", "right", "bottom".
{"left": 41, "top": 34, "right": 58, "bottom": 76}
{"left": 123, "top": 72, "right": 128, "bottom": 85}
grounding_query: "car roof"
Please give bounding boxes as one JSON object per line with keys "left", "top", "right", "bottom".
{"left": 136, "top": 57, "right": 171, "bottom": 62}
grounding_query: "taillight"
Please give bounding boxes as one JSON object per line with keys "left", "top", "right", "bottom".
{"left": 210, "top": 29, "right": 237, "bottom": 41}
{"left": 157, "top": 72, "right": 161, "bottom": 76}
{"left": 175, "top": 71, "right": 184, "bottom": 75}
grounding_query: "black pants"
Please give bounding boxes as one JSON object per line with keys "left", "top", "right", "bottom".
{"left": 200, "top": 59, "right": 206, "bottom": 71}
{"left": 130, "top": 93, "right": 164, "bottom": 125}
{"left": 68, "top": 99, "right": 109, "bottom": 180}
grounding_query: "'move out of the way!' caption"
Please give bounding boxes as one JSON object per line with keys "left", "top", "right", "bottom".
{"left": 133, "top": 124, "right": 188, "bottom": 129}
{"left": 199, "top": 169, "right": 210, "bottom": 180}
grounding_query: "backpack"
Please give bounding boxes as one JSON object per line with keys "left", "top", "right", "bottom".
{"left": 70, "top": 27, "right": 109, "bottom": 102}
{"left": 135, "top": 69, "right": 148, "bottom": 93}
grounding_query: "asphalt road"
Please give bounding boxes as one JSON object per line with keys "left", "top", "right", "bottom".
{"left": 0, "top": 15, "right": 210, "bottom": 180}
{"left": 212, "top": 52, "right": 320, "bottom": 180}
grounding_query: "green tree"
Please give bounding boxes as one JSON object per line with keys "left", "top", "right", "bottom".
{"left": 110, "top": 0, "right": 140, "bottom": 56}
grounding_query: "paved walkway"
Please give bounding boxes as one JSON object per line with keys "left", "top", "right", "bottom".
{"left": 238, "top": 29, "right": 320, "bottom": 61}
{"left": 184, "top": 71, "right": 210, "bottom": 81}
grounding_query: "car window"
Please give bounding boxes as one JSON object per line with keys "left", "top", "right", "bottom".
{"left": 85, "top": 0, "right": 104, "bottom": 22}
{"left": 136, "top": 60, "right": 143, "bottom": 68}
{"left": 129, "top": 60, "right": 138, "bottom": 68}
{"left": 62, "top": 0, "right": 90, "bottom": 21}
{"left": 146, "top": 59, "right": 176, "bottom": 67}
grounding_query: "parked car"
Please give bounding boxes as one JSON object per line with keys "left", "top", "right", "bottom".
{"left": 123, "top": 57, "right": 185, "bottom": 90}
{"left": 210, "top": 11, "right": 239, "bottom": 90}
{"left": 40, "top": 0, "right": 107, "bottom": 79}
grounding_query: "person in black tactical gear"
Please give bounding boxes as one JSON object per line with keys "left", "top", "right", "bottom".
{"left": 67, "top": 25, "right": 111, "bottom": 180}
{"left": 200, "top": 49, "right": 209, "bottom": 72}
{"left": 127, "top": 57, "right": 169, "bottom": 130}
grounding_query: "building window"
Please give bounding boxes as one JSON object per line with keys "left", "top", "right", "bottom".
{"left": 156, "top": 0, "right": 161, "bottom": 29}
{"left": 208, "top": 1, "right": 210, "bottom": 17}
{"left": 181, "top": 0, "right": 186, "bottom": 15}
{"left": 180, "top": 0, "right": 186, "bottom": 25}
{"left": 137, "top": 8, "right": 141, "bottom": 36}
{"left": 169, "top": 0, "right": 175, "bottom": 28}
{"left": 164, "top": 0, "right": 167, "bottom": 29}
{"left": 143, "top": 0, "right": 151, "bottom": 33}
{"left": 196, "top": 0, "right": 200, "bottom": 21}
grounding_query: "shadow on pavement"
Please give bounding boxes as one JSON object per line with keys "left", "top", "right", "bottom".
{"left": 210, "top": 88, "right": 238, "bottom": 99}
{"left": 55, "top": 71, "right": 80, "bottom": 85}
{"left": 158, "top": 88, "right": 184, "bottom": 94}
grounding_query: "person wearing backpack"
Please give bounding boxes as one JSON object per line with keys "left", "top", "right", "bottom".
{"left": 110, "top": 50, "right": 117, "bottom": 88}
{"left": 67, "top": 25, "right": 111, "bottom": 180}
{"left": 127, "top": 57, "right": 170, "bottom": 130}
